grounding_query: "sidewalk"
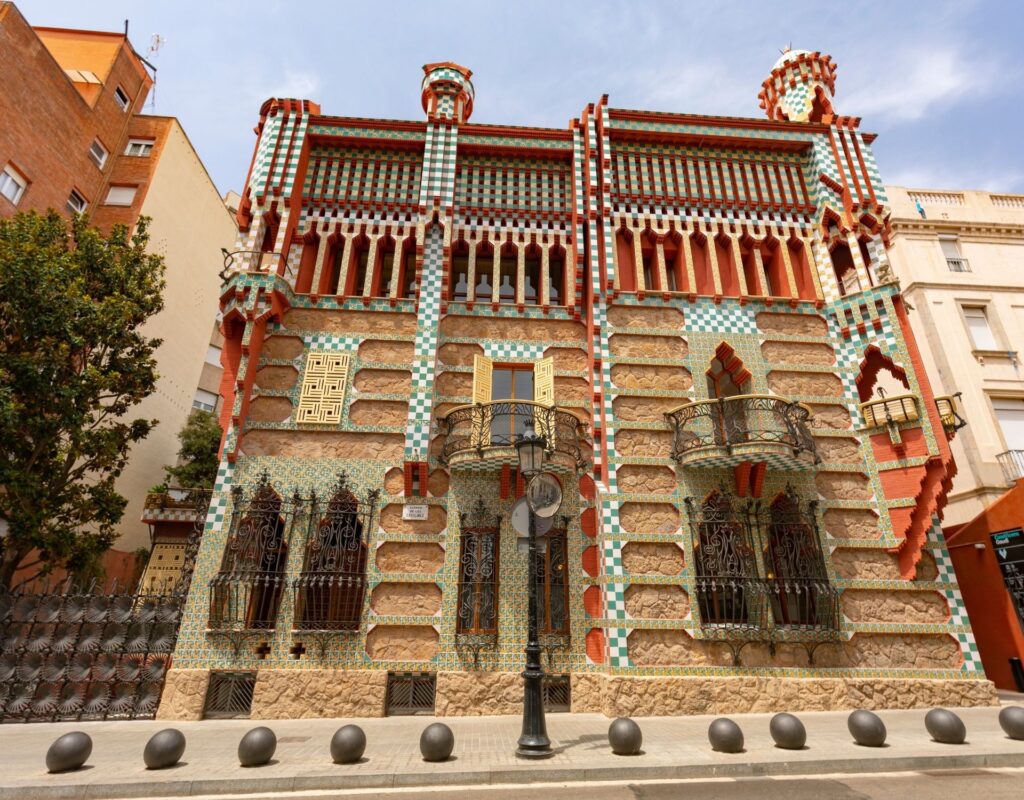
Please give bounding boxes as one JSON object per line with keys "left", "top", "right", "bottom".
{"left": 1, "top": 704, "right": 1023, "bottom": 799}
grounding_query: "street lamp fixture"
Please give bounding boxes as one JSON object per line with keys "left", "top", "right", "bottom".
{"left": 514, "top": 421, "right": 553, "bottom": 759}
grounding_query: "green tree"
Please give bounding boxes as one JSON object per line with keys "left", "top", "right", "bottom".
{"left": 162, "top": 409, "right": 222, "bottom": 491}
{"left": 0, "top": 211, "right": 165, "bottom": 589}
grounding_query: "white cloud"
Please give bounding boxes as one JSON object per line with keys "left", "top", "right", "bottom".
{"left": 842, "top": 45, "right": 997, "bottom": 122}
{"left": 261, "top": 69, "right": 321, "bottom": 100}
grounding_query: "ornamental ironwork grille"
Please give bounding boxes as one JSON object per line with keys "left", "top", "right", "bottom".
{"left": 542, "top": 674, "right": 571, "bottom": 712}
{"left": 292, "top": 475, "right": 378, "bottom": 632}
{"left": 385, "top": 672, "right": 436, "bottom": 715}
{"left": 685, "top": 487, "right": 838, "bottom": 635}
{"left": 456, "top": 499, "right": 500, "bottom": 636}
{"left": 536, "top": 524, "right": 570, "bottom": 636}
{"left": 203, "top": 671, "right": 256, "bottom": 719}
{"left": 208, "top": 474, "right": 298, "bottom": 631}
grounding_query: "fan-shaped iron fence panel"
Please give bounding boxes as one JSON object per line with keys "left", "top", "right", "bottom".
{"left": 0, "top": 491, "right": 210, "bottom": 722}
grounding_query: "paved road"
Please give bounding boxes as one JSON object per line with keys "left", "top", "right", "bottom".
{"left": 168, "top": 769, "right": 1024, "bottom": 799}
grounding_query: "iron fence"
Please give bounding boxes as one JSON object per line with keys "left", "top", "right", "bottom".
{"left": 998, "top": 450, "right": 1024, "bottom": 484}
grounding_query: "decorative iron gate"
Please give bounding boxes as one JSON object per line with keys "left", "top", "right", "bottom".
{"left": 385, "top": 672, "right": 436, "bottom": 715}
{"left": 0, "top": 491, "right": 209, "bottom": 723}
{"left": 203, "top": 671, "right": 256, "bottom": 718}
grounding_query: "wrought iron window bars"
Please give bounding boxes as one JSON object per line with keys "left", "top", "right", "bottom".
{"left": 685, "top": 486, "right": 840, "bottom": 665}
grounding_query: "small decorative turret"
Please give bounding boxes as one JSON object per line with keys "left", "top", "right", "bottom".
{"left": 758, "top": 48, "right": 837, "bottom": 123}
{"left": 421, "top": 62, "right": 474, "bottom": 123}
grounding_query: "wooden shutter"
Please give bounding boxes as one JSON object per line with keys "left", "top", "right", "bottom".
{"left": 534, "top": 356, "right": 555, "bottom": 446}
{"left": 296, "top": 351, "right": 351, "bottom": 425}
{"left": 471, "top": 355, "right": 493, "bottom": 449}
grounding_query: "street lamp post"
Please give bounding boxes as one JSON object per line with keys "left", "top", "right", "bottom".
{"left": 514, "top": 422, "right": 553, "bottom": 759}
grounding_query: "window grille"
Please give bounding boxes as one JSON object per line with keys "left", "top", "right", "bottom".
{"left": 292, "top": 474, "right": 377, "bottom": 631}
{"left": 203, "top": 672, "right": 256, "bottom": 719}
{"left": 536, "top": 525, "right": 570, "bottom": 636}
{"left": 543, "top": 674, "right": 571, "bottom": 712}
{"left": 385, "top": 672, "right": 435, "bottom": 715}
{"left": 456, "top": 500, "right": 500, "bottom": 636}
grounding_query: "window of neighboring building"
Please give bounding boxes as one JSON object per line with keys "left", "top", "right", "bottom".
{"left": 125, "top": 139, "right": 154, "bottom": 157}
{"left": 192, "top": 389, "right": 218, "bottom": 412}
{"left": 66, "top": 189, "right": 87, "bottom": 214}
{"left": 0, "top": 164, "right": 27, "bottom": 205}
{"left": 114, "top": 86, "right": 130, "bottom": 111}
{"left": 940, "top": 237, "right": 970, "bottom": 272}
{"left": 205, "top": 345, "right": 222, "bottom": 366}
{"left": 89, "top": 139, "right": 108, "bottom": 170}
{"left": 963, "top": 305, "right": 998, "bottom": 350}
{"left": 104, "top": 185, "right": 137, "bottom": 206}
{"left": 994, "top": 398, "right": 1024, "bottom": 451}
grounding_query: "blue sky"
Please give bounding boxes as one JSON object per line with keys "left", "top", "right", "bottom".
{"left": 20, "top": 0, "right": 1024, "bottom": 196}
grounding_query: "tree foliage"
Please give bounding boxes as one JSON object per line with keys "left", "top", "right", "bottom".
{"left": 0, "top": 211, "right": 165, "bottom": 589}
{"left": 162, "top": 409, "right": 222, "bottom": 491}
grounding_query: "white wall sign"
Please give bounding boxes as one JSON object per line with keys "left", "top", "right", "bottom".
{"left": 402, "top": 504, "right": 429, "bottom": 521}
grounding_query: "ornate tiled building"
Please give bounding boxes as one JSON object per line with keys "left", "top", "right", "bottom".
{"left": 159, "top": 52, "right": 997, "bottom": 720}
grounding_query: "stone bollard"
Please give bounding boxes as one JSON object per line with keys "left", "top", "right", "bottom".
{"left": 708, "top": 718, "right": 744, "bottom": 753}
{"left": 999, "top": 706, "right": 1024, "bottom": 741}
{"left": 925, "top": 708, "right": 966, "bottom": 745}
{"left": 420, "top": 722, "right": 454, "bottom": 762}
{"left": 144, "top": 729, "right": 187, "bottom": 769}
{"left": 608, "top": 717, "right": 642, "bottom": 755}
{"left": 330, "top": 724, "right": 367, "bottom": 764}
{"left": 46, "top": 732, "right": 92, "bottom": 773}
{"left": 769, "top": 712, "right": 806, "bottom": 750}
{"left": 238, "top": 726, "right": 277, "bottom": 767}
{"left": 847, "top": 710, "right": 887, "bottom": 747}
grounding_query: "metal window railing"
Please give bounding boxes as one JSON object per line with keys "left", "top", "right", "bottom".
{"left": 946, "top": 257, "right": 971, "bottom": 273}
{"left": 997, "top": 450, "right": 1024, "bottom": 484}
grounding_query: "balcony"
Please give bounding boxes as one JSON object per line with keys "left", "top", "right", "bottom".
{"left": 859, "top": 393, "right": 919, "bottom": 428}
{"left": 997, "top": 450, "right": 1024, "bottom": 484}
{"left": 665, "top": 395, "right": 817, "bottom": 470}
{"left": 935, "top": 394, "right": 967, "bottom": 438}
{"left": 438, "top": 401, "right": 590, "bottom": 471}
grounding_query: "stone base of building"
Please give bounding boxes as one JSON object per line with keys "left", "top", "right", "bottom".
{"left": 156, "top": 668, "right": 998, "bottom": 720}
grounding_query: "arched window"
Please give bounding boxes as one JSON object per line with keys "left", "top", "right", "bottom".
{"left": 691, "top": 491, "right": 754, "bottom": 625}
{"left": 373, "top": 237, "right": 397, "bottom": 298}
{"left": 474, "top": 241, "right": 494, "bottom": 300}
{"left": 523, "top": 244, "right": 542, "bottom": 305}
{"left": 765, "top": 490, "right": 828, "bottom": 627}
{"left": 830, "top": 241, "right": 861, "bottom": 297}
{"left": 663, "top": 232, "right": 684, "bottom": 292}
{"left": 615, "top": 227, "right": 636, "bottom": 291}
{"left": 450, "top": 240, "right": 470, "bottom": 301}
{"left": 345, "top": 235, "right": 371, "bottom": 297}
{"left": 319, "top": 235, "right": 345, "bottom": 296}
{"left": 788, "top": 236, "right": 816, "bottom": 300}
{"left": 640, "top": 232, "right": 658, "bottom": 291}
{"left": 457, "top": 500, "right": 500, "bottom": 635}
{"left": 294, "top": 477, "right": 368, "bottom": 631}
{"left": 760, "top": 238, "right": 788, "bottom": 298}
{"left": 740, "top": 239, "right": 761, "bottom": 296}
{"left": 707, "top": 347, "right": 750, "bottom": 447}
{"left": 209, "top": 476, "right": 289, "bottom": 630}
{"left": 498, "top": 244, "right": 517, "bottom": 304}
{"left": 690, "top": 231, "right": 714, "bottom": 295}
{"left": 295, "top": 233, "right": 319, "bottom": 294}
{"left": 715, "top": 233, "right": 741, "bottom": 296}
{"left": 547, "top": 246, "right": 565, "bottom": 305}
{"left": 398, "top": 244, "right": 417, "bottom": 299}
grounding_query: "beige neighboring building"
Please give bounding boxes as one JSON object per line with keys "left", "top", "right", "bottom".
{"left": 886, "top": 185, "right": 1024, "bottom": 526}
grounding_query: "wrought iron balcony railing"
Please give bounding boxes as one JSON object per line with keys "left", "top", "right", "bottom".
{"left": 997, "top": 449, "right": 1024, "bottom": 484}
{"left": 665, "top": 394, "right": 817, "bottom": 469}
{"left": 859, "top": 393, "right": 919, "bottom": 428}
{"left": 934, "top": 394, "right": 967, "bottom": 438}
{"left": 208, "top": 572, "right": 287, "bottom": 632}
{"left": 438, "top": 400, "right": 589, "bottom": 471}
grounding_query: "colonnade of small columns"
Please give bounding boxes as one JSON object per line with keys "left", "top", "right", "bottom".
{"left": 612, "top": 216, "right": 824, "bottom": 302}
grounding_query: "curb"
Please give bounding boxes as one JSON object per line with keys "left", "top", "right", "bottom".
{"left": 4, "top": 750, "right": 1024, "bottom": 799}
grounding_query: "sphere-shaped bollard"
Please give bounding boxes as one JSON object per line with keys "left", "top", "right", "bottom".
{"left": 46, "top": 731, "right": 92, "bottom": 773}
{"left": 769, "top": 712, "right": 807, "bottom": 750}
{"left": 847, "top": 710, "right": 887, "bottom": 748}
{"left": 419, "top": 722, "right": 454, "bottom": 762}
{"left": 238, "top": 726, "right": 277, "bottom": 767}
{"left": 999, "top": 706, "right": 1024, "bottom": 741}
{"left": 608, "top": 717, "right": 643, "bottom": 755}
{"left": 330, "top": 724, "right": 367, "bottom": 764}
{"left": 708, "top": 718, "right": 744, "bottom": 753}
{"left": 925, "top": 708, "right": 966, "bottom": 744}
{"left": 143, "top": 729, "right": 186, "bottom": 769}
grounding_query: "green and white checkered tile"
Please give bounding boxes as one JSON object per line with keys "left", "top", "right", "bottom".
{"left": 483, "top": 342, "right": 545, "bottom": 360}
{"left": 405, "top": 226, "right": 446, "bottom": 459}
{"left": 685, "top": 298, "right": 757, "bottom": 335}
{"left": 957, "top": 632, "right": 984, "bottom": 672}
{"left": 303, "top": 334, "right": 361, "bottom": 351}
{"left": 606, "top": 627, "right": 631, "bottom": 667}
{"left": 603, "top": 538, "right": 624, "bottom": 576}
{"left": 606, "top": 582, "right": 627, "bottom": 618}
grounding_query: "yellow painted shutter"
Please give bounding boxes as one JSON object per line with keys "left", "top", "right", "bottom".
{"left": 471, "top": 355, "right": 493, "bottom": 448}
{"left": 534, "top": 356, "right": 555, "bottom": 447}
{"left": 296, "top": 351, "right": 351, "bottom": 425}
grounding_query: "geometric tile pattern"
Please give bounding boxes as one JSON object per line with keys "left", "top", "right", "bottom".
{"left": 296, "top": 351, "right": 350, "bottom": 425}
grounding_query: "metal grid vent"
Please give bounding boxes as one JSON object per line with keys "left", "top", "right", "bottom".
{"left": 543, "top": 674, "right": 571, "bottom": 713}
{"left": 385, "top": 672, "right": 435, "bottom": 716}
{"left": 203, "top": 671, "right": 255, "bottom": 719}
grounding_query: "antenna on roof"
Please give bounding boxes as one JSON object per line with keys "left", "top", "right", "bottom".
{"left": 145, "top": 35, "right": 165, "bottom": 111}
